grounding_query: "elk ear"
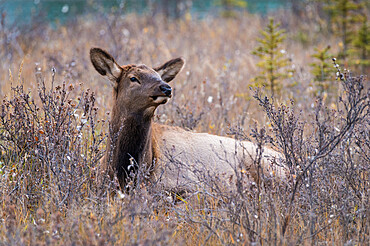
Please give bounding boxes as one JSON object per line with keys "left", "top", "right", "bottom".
{"left": 154, "top": 57, "right": 185, "bottom": 82}
{"left": 90, "top": 48, "right": 122, "bottom": 82}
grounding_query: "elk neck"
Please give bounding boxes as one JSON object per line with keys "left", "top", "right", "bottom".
{"left": 109, "top": 104, "right": 154, "bottom": 187}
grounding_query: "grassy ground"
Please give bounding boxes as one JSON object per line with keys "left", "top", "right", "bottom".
{"left": 0, "top": 9, "right": 369, "bottom": 245}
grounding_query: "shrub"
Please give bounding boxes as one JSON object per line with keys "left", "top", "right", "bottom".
{"left": 250, "top": 58, "right": 369, "bottom": 244}
{"left": 0, "top": 65, "right": 106, "bottom": 211}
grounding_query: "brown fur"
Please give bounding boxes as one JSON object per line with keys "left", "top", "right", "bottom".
{"left": 90, "top": 48, "right": 287, "bottom": 191}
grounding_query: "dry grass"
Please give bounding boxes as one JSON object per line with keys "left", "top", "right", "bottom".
{"left": 0, "top": 9, "right": 369, "bottom": 245}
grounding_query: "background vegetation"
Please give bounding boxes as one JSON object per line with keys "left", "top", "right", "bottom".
{"left": 0, "top": 0, "right": 369, "bottom": 245}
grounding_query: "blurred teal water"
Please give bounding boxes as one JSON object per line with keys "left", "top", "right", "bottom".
{"left": 1, "top": 0, "right": 290, "bottom": 27}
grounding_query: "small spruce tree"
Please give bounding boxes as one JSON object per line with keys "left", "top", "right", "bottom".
{"left": 322, "top": 0, "right": 363, "bottom": 60}
{"left": 310, "top": 45, "right": 334, "bottom": 92}
{"left": 349, "top": 17, "right": 370, "bottom": 74}
{"left": 251, "top": 18, "right": 293, "bottom": 97}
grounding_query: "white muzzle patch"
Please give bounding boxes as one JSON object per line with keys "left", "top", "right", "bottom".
{"left": 153, "top": 96, "right": 170, "bottom": 104}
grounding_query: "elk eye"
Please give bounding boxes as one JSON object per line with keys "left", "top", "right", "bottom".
{"left": 130, "top": 77, "right": 140, "bottom": 83}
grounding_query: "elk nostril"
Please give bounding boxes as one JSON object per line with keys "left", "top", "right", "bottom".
{"left": 160, "top": 84, "right": 172, "bottom": 96}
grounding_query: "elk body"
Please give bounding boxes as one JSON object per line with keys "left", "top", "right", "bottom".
{"left": 90, "top": 48, "right": 286, "bottom": 192}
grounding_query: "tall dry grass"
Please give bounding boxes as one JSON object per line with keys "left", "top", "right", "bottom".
{"left": 0, "top": 9, "right": 369, "bottom": 245}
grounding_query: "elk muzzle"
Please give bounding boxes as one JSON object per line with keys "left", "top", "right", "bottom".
{"left": 151, "top": 83, "right": 172, "bottom": 104}
{"left": 159, "top": 84, "right": 172, "bottom": 97}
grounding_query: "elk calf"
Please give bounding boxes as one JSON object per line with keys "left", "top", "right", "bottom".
{"left": 90, "top": 48, "right": 286, "bottom": 192}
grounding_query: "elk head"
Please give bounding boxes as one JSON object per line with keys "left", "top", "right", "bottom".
{"left": 90, "top": 48, "right": 185, "bottom": 118}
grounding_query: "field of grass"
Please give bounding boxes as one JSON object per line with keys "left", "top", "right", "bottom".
{"left": 0, "top": 5, "right": 369, "bottom": 245}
